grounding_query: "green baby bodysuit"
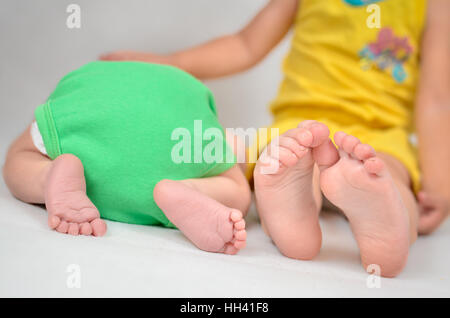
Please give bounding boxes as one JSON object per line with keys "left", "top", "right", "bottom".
{"left": 35, "top": 61, "right": 236, "bottom": 227}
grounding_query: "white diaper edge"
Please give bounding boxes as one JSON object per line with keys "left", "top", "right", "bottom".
{"left": 30, "top": 121, "right": 48, "bottom": 156}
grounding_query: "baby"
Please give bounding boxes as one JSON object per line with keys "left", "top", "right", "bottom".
{"left": 101, "top": 0, "right": 449, "bottom": 277}
{"left": 2, "top": 61, "right": 250, "bottom": 255}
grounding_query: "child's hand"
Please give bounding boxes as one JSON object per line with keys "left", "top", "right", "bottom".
{"left": 99, "top": 51, "right": 171, "bottom": 64}
{"left": 417, "top": 191, "right": 449, "bottom": 235}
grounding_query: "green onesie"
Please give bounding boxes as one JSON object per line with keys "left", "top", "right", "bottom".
{"left": 35, "top": 61, "right": 236, "bottom": 227}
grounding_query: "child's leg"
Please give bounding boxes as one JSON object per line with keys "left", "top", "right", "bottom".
{"left": 3, "top": 124, "right": 106, "bottom": 236}
{"left": 253, "top": 121, "right": 339, "bottom": 260}
{"left": 153, "top": 165, "right": 251, "bottom": 254}
{"left": 320, "top": 132, "right": 417, "bottom": 277}
{"left": 3, "top": 126, "right": 52, "bottom": 203}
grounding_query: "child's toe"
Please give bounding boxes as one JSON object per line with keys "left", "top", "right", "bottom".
{"left": 277, "top": 147, "right": 299, "bottom": 167}
{"left": 333, "top": 131, "right": 347, "bottom": 148}
{"left": 234, "top": 240, "right": 246, "bottom": 250}
{"left": 223, "top": 244, "right": 239, "bottom": 255}
{"left": 234, "top": 219, "right": 246, "bottom": 231}
{"left": 364, "top": 157, "right": 386, "bottom": 176}
{"left": 278, "top": 136, "right": 307, "bottom": 158}
{"left": 80, "top": 222, "right": 93, "bottom": 235}
{"left": 230, "top": 210, "right": 243, "bottom": 222}
{"left": 91, "top": 218, "right": 107, "bottom": 237}
{"left": 234, "top": 229, "right": 247, "bottom": 241}
{"left": 298, "top": 120, "right": 318, "bottom": 129}
{"left": 68, "top": 223, "right": 80, "bottom": 236}
{"left": 48, "top": 215, "right": 61, "bottom": 229}
{"left": 294, "top": 128, "right": 314, "bottom": 148}
{"left": 354, "top": 143, "right": 375, "bottom": 161}
{"left": 342, "top": 135, "right": 360, "bottom": 153}
{"left": 56, "top": 220, "right": 69, "bottom": 233}
{"left": 309, "top": 122, "right": 330, "bottom": 147}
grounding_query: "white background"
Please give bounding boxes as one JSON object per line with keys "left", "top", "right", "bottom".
{"left": 0, "top": 0, "right": 448, "bottom": 297}
{"left": 0, "top": 0, "right": 289, "bottom": 159}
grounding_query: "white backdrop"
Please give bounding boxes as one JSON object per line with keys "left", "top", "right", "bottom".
{"left": 0, "top": 0, "right": 291, "bottom": 159}
{"left": 1, "top": 1, "right": 449, "bottom": 297}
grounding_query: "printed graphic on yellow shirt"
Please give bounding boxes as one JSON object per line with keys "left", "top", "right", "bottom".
{"left": 342, "top": 0, "right": 382, "bottom": 6}
{"left": 359, "top": 27, "right": 414, "bottom": 83}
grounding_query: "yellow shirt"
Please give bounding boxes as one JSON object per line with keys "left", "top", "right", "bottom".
{"left": 270, "top": 0, "right": 426, "bottom": 131}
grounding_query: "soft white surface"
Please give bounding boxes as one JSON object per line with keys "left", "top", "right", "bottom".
{"left": 0, "top": 0, "right": 449, "bottom": 298}
{"left": 0, "top": 181, "right": 449, "bottom": 297}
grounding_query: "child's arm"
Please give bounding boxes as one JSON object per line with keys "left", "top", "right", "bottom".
{"left": 100, "top": 0, "right": 298, "bottom": 79}
{"left": 415, "top": 0, "right": 450, "bottom": 234}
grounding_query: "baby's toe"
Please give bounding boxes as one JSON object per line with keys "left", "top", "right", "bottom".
{"left": 223, "top": 243, "right": 239, "bottom": 255}
{"left": 90, "top": 218, "right": 107, "bottom": 237}
{"left": 278, "top": 136, "right": 308, "bottom": 159}
{"left": 298, "top": 120, "right": 318, "bottom": 129}
{"left": 234, "top": 240, "right": 246, "bottom": 250}
{"left": 308, "top": 122, "right": 330, "bottom": 147}
{"left": 56, "top": 220, "right": 69, "bottom": 233}
{"left": 277, "top": 147, "right": 300, "bottom": 168}
{"left": 333, "top": 131, "right": 347, "bottom": 148}
{"left": 364, "top": 157, "right": 386, "bottom": 176}
{"left": 234, "top": 219, "right": 246, "bottom": 231}
{"left": 230, "top": 210, "right": 243, "bottom": 223}
{"left": 67, "top": 223, "right": 80, "bottom": 236}
{"left": 354, "top": 143, "right": 376, "bottom": 161}
{"left": 234, "top": 229, "right": 247, "bottom": 241}
{"left": 296, "top": 128, "right": 314, "bottom": 148}
{"left": 80, "top": 222, "right": 93, "bottom": 236}
{"left": 342, "top": 135, "right": 360, "bottom": 154}
{"left": 48, "top": 215, "right": 61, "bottom": 229}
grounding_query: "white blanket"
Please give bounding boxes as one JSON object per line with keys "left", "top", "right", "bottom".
{"left": 0, "top": 0, "right": 449, "bottom": 298}
{"left": 1, "top": 182, "right": 448, "bottom": 297}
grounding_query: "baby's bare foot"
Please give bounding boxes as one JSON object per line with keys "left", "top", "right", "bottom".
{"left": 321, "top": 132, "right": 410, "bottom": 277}
{"left": 45, "top": 154, "right": 107, "bottom": 236}
{"left": 254, "top": 121, "right": 339, "bottom": 260}
{"left": 154, "top": 179, "right": 246, "bottom": 254}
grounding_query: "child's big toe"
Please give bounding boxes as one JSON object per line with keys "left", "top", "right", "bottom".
{"left": 277, "top": 147, "right": 298, "bottom": 167}
{"left": 91, "top": 218, "right": 107, "bottom": 237}
{"left": 278, "top": 136, "right": 307, "bottom": 158}
{"left": 296, "top": 128, "right": 314, "bottom": 147}
{"left": 223, "top": 244, "right": 239, "bottom": 255}
{"left": 309, "top": 123, "right": 330, "bottom": 147}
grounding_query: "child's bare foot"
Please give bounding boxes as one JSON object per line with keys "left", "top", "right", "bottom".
{"left": 254, "top": 121, "right": 339, "bottom": 260}
{"left": 45, "top": 154, "right": 107, "bottom": 236}
{"left": 153, "top": 179, "right": 246, "bottom": 254}
{"left": 320, "top": 132, "right": 410, "bottom": 277}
